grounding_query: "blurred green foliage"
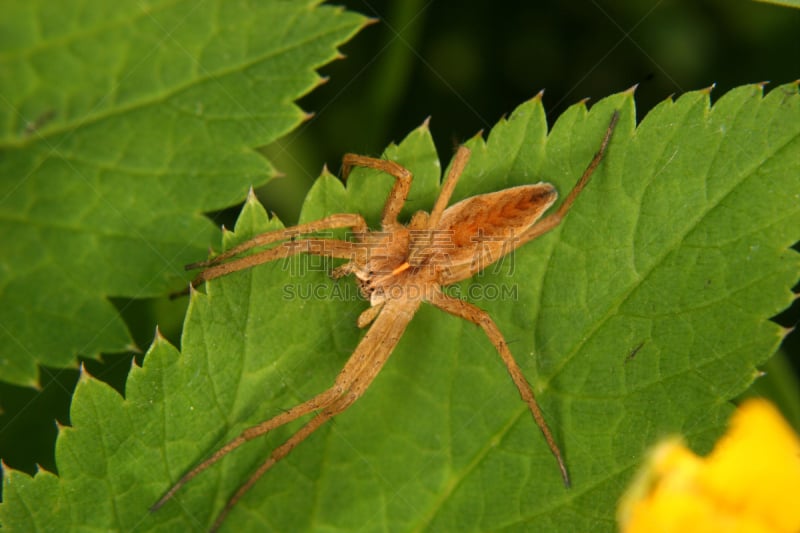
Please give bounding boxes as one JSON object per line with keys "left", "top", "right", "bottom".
{"left": 1, "top": 0, "right": 798, "bottom": 495}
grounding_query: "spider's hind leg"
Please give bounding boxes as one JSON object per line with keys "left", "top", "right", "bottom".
{"left": 516, "top": 110, "right": 619, "bottom": 249}
{"left": 428, "top": 287, "right": 570, "bottom": 487}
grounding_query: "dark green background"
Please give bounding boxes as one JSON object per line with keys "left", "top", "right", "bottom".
{"left": 1, "top": 0, "right": 798, "bottom": 489}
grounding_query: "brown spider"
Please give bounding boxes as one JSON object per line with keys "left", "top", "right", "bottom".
{"left": 153, "top": 111, "right": 619, "bottom": 531}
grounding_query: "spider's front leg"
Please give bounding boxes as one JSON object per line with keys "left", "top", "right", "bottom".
{"left": 341, "top": 154, "right": 413, "bottom": 227}
{"left": 180, "top": 212, "right": 372, "bottom": 292}
{"left": 188, "top": 213, "right": 368, "bottom": 270}
{"left": 187, "top": 238, "right": 357, "bottom": 288}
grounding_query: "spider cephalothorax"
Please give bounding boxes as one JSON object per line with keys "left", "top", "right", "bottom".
{"left": 339, "top": 182, "right": 559, "bottom": 312}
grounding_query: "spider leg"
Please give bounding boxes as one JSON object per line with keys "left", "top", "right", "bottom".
{"left": 428, "top": 288, "right": 570, "bottom": 487}
{"left": 341, "top": 154, "right": 412, "bottom": 227}
{"left": 189, "top": 238, "right": 357, "bottom": 287}
{"left": 515, "top": 110, "right": 619, "bottom": 249}
{"left": 153, "top": 299, "right": 418, "bottom": 526}
{"left": 356, "top": 302, "right": 384, "bottom": 328}
{"left": 150, "top": 384, "right": 346, "bottom": 513}
{"left": 207, "top": 407, "right": 336, "bottom": 532}
{"left": 406, "top": 146, "right": 471, "bottom": 267}
{"left": 208, "top": 348, "right": 402, "bottom": 533}
{"left": 427, "top": 146, "right": 471, "bottom": 229}
{"left": 188, "top": 213, "right": 368, "bottom": 270}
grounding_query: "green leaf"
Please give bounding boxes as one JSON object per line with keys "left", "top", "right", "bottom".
{"left": 0, "top": 0, "right": 368, "bottom": 386}
{"left": 2, "top": 83, "right": 798, "bottom": 531}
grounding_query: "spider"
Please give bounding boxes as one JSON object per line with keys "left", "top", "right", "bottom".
{"left": 153, "top": 111, "right": 619, "bottom": 531}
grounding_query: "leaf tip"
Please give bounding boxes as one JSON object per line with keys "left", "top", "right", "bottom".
{"left": 700, "top": 82, "right": 717, "bottom": 95}
{"left": 125, "top": 341, "right": 142, "bottom": 354}
{"left": 77, "top": 362, "right": 92, "bottom": 385}
{"left": 624, "top": 83, "right": 639, "bottom": 96}
{"left": 320, "top": 163, "right": 335, "bottom": 179}
{"left": 780, "top": 322, "right": 795, "bottom": 341}
{"left": 751, "top": 81, "right": 770, "bottom": 98}
{"left": 404, "top": 116, "right": 432, "bottom": 138}
{"left": 534, "top": 89, "right": 545, "bottom": 101}
{"left": 24, "top": 375, "right": 42, "bottom": 391}
{"left": 467, "top": 128, "right": 485, "bottom": 146}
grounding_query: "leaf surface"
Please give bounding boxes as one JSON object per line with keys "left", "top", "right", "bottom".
{"left": 2, "top": 84, "right": 798, "bottom": 532}
{"left": 0, "top": 0, "right": 367, "bottom": 386}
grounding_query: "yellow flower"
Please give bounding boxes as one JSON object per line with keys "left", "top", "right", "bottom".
{"left": 618, "top": 399, "right": 800, "bottom": 533}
